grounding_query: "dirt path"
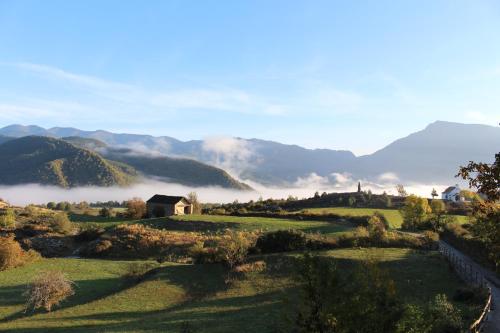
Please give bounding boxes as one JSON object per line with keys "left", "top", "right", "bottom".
{"left": 439, "top": 241, "right": 499, "bottom": 333}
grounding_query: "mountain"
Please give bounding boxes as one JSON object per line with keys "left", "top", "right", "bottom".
{"left": 0, "top": 136, "right": 252, "bottom": 190}
{"left": 0, "top": 136, "right": 136, "bottom": 187}
{"left": 1, "top": 121, "right": 498, "bottom": 185}
{"left": 355, "top": 121, "right": 500, "bottom": 183}
{"left": 102, "top": 148, "right": 252, "bottom": 190}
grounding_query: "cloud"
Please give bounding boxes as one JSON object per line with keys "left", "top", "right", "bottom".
{"left": 293, "top": 173, "right": 330, "bottom": 188}
{"left": 330, "top": 172, "right": 352, "bottom": 185}
{"left": 377, "top": 172, "right": 399, "bottom": 183}
{"left": 0, "top": 178, "right": 458, "bottom": 207}
{"left": 202, "top": 136, "right": 255, "bottom": 176}
{"left": 0, "top": 104, "right": 57, "bottom": 120}
{"left": 5, "top": 62, "right": 287, "bottom": 116}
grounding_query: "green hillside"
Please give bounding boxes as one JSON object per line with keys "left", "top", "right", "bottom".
{"left": 105, "top": 148, "right": 252, "bottom": 190}
{"left": 0, "top": 136, "right": 136, "bottom": 187}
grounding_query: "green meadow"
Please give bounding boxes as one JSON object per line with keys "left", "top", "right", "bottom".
{"left": 0, "top": 248, "right": 481, "bottom": 333}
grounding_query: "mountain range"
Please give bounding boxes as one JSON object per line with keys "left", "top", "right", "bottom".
{"left": 0, "top": 121, "right": 498, "bottom": 187}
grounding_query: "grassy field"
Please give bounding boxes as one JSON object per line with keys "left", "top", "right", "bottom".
{"left": 297, "top": 207, "right": 469, "bottom": 228}
{"left": 73, "top": 214, "right": 355, "bottom": 236}
{"left": 0, "top": 248, "right": 481, "bottom": 332}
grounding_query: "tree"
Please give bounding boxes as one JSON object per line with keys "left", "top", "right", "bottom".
{"left": 428, "top": 200, "right": 446, "bottom": 231}
{"left": 50, "top": 213, "right": 73, "bottom": 234}
{"left": 457, "top": 152, "right": 500, "bottom": 272}
{"left": 0, "top": 208, "right": 15, "bottom": 228}
{"left": 99, "top": 207, "right": 114, "bottom": 218}
{"left": 46, "top": 202, "right": 56, "bottom": 210}
{"left": 400, "top": 195, "right": 431, "bottom": 230}
{"left": 396, "top": 184, "right": 408, "bottom": 197}
{"left": 357, "top": 182, "right": 361, "bottom": 193}
{"left": 24, "top": 271, "right": 75, "bottom": 312}
{"left": 125, "top": 198, "right": 146, "bottom": 219}
{"left": 457, "top": 152, "right": 499, "bottom": 201}
{"left": 187, "top": 192, "right": 202, "bottom": 214}
{"left": 431, "top": 188, "right": 438, "bottom": 200}
{"left": 348, "top": 196, "right": 356, "bottom": 207}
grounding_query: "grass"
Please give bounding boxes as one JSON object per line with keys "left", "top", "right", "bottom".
{"left": 296, "top": 207, "right": 470, "bottom": 229}
{"left": 73, "top": 214, "right": 355, "bottom": 236}
{"left": 0, "top": 248, "right": 482, "bottom": 332}
{"left": 169, "top": 214, "right": 353, "bottom": 235}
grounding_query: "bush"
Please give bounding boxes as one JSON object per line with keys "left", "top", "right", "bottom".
{"left": 50, "top": 213, "right": 73, "bottom": 234}
{"left": 0, "top": 208, "right": 16, "bottom": 228}
{"left": 75, "top": 226, "right": 105, "bottom": 242}
{"left": 24, "top": 271, "right": 75, "bottom": 312}
{"left": 217, "top": 230, "right": 252, "bottom": 268}
{"left": 0, "top": 236, "right": 40, "bottom": 271}
{"left": 188, "top": 241, "right": 219, "bottom": 264}
{"left": 125, "top": 198, "right": 146, "bottom": 219}
{"left": 427, "top": 294, "right": 463, "bottom": 333}
{"left": 124, "top": 262, "right": 156, "bottom": 282}
{"left": 99, "top": 207, "right": 115, "bottom": 218}
{"left": 255, "top": 230, "right": 307, "bottom": 253}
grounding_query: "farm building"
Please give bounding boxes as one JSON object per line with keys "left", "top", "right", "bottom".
{"left": 441, "top": 185, "right": 462, "bottom": 202}
{"left": 146, "top": 195, "right": 193, "bottom": 217}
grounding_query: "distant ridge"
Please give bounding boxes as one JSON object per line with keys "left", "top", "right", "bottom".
{"left": 1, "top": 121, "right": 498, "bottom": 185}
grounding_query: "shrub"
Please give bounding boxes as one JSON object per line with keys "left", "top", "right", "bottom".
{"left": 233, "top": 260, "right": 266, "bottom": 273}
{"left": 0, "top": 236, "right": 40, "bottom": 271}
{"left": 124, "top": 262, "right": 156, "bottom": 282}
{"left": 50, "top": 213, "right": 73, "bottom": 234}
{"left": 367, "top": 214, "right": 387, "bottom": 241}
{"left": 24, "top": 271, "right": 75, "bottom": 312}
{"left": 217, "top": 230, "right": 252, "bottom": 268}
{"left": 125, "top": 198, "right": 146, "bottom": 219}
{"left": 255, "top": 230, "right": 307, "bottom": 253}
{"left": 427, "top": 294, "right": 463, "bottom": 333}
{"left": 75, "top": 226, "right": 105, "bottom": 242}
{"left": 0, "top": 208, "right": 16, "bottom": 228}
{"left": 99, "top": 207, "right": 114, "bottom": 218}
{"left": 188, "top": 241, "right": 219, "bottom": 264}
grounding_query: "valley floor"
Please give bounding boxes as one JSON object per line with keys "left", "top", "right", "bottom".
{"left": 0, "top": 248, "right": 482, "bottom": 333}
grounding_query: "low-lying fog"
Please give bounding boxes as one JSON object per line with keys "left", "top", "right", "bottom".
{"left": 0, "top": 179, "right": 455, "bottom": 206}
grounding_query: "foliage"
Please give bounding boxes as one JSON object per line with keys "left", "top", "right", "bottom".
{"left": 400, "top": 195, "right": 431, "bottom": 230}
{"left": 50, "top": 212, "right": 73, "bottom": 234}
{"left": 99, "top": 207, "right": 115, "bottom": 218}
{"left": 0, "top": 236, "right": 40, "bottom": 271}
{"left": 428, "top": 200, "right": 447, "bottom": 231}
{"left": 0, "top": 208, "right": 16, "bottom": 228}
{"left": 367, "top": 213, "right": 388, "bottom": 241}
{"left": 187, "top": 192, "right": 202, "bottom": 214}
{"left": 457, "top": 152, "right": 500, "bottom": 273}
{"left": 292, "top": 253, "right": 403, "bottom": 333}
{"left": 24, "top": 271, "right": 75, "bottom": 312}
{"left": 217, "top": 230, "right": 253, "bottom": 268}
{"left": 255, "top": 230, "right": 307, "bottom": 253}
{"left": 125, "top": 198, "right": 147, "bottom": 219}
{"left": 396, "top": 184, "right": 408, "bottom": 197}
{"left": 457, "top": 152, "right": 499, "bottom": 201}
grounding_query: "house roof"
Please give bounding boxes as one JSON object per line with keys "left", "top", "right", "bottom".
{"left": 442, "top": 186, "right": 459, "bottom": 194}
{"left": 146, "top": 195, "right": 190, "bottom": 205}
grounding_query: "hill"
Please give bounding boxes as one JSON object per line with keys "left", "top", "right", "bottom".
{"left": 1, "top": 121, "right": 498, "bottom": 185}
{"left": 0, "top": 136, "right": 136, "bottom": 187}
{"left": 102, "top": 148, "right": 252, "bottom": 190}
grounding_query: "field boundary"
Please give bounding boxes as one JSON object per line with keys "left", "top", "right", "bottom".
{"left": 439, "top": 241, "right": 498, "bottom": 333}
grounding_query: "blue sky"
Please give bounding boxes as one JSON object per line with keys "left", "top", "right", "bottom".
{"left": 0, "top": 0, "right": 499, "bottom": 155}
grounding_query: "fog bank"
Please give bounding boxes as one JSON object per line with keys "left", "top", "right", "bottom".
{"left": 0, "top": 179, "right": 454, "bottom": 206}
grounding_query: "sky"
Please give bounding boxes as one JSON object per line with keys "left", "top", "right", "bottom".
{"left": 0, "top": 0, "right": 499, "bottom": 155}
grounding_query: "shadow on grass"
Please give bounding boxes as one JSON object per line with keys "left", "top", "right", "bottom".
{"left": 140, "top": 218, "right": 238, "bottom": 233}
{"left": 0, "top": 276, "right": 133, "bottom": 323}
{"left": 2, "top": 288, "right": 292, "bottom": 333}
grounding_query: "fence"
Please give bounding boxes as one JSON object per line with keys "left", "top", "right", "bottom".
{"left": 439, "top": 242, "right": 493, "bottom": 333}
